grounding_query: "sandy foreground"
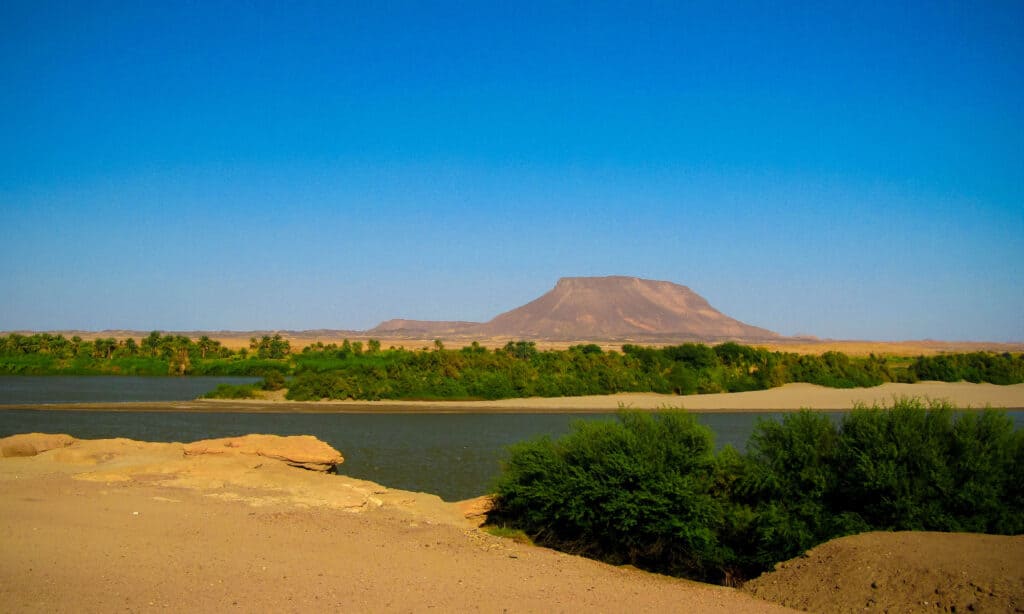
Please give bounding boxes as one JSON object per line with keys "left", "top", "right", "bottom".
{"left": 3, "top": 434, "right": 1022, "bottom": 613}
{"left": 15, "top": 381, "right": 1024, "bottom": 413}
{"left": 0, "top": 436, "right": 792, "bottom": 613}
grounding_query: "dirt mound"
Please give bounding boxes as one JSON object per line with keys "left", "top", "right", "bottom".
{"left": 744, "top": 531, "right": 1024, "bottom": 613}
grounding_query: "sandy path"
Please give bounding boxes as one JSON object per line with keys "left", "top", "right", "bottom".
{"left": 0, "top": 472, "right": 791, "bottom": 613}
{"left": 13, "top": 381, "right": 1024, "bottom": 413}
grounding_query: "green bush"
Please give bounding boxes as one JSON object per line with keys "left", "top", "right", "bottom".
{"left": 203, "top": 383, "right": 257, "bottom": 399}
{"left": 835, "top": 398, "right": 956, "bottom": 530}
{"left": 948, "top": 410, "right": 1021, "bottom": 533}
{"left": 491, "top": 412, "right": 729, "bottom": 581}
{"left": 731, "top": 411, "right": 842, "bottom": 570}
{"left": 490, "top": 400, "right": 1023, "bottom": 585}
{"left": 909, "top": 352, "right": 1024, "bottom": 384}
{"left": 261, "top": 370, "right": 286, "bottom": 391}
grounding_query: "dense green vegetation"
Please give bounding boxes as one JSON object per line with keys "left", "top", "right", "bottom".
{"left": 204, "top": 373, "right": 285, "bottom": 399}
{"left": 1, "top": 332, "right": 1021, "bottom": 400}
{"left": 203, "top": 383, "right": 258, "bottom": 399}
{"left": 488, "top": 399, "right": 1024, "bottom": 584}
{"left": 0, "top": 332, "right": 296, "bottom": 376}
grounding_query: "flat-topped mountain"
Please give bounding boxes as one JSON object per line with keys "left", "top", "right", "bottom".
{"left": 476, "top": 276, "right": 778, "bottom": 339}
{"left": 370, "top": 276, "right": 779, "bottom": 341}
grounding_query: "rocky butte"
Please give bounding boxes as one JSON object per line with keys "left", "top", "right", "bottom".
{"left": 370, "top": 275, "right": 779, "bottom": 342}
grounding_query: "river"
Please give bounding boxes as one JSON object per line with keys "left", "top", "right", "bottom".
{"left": 1, "top": 377, "right": 1020, "bottom": 501}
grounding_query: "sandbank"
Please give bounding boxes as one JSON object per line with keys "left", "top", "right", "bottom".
{"left": 6, "top": 381, "right": 1024, "bottom": 413}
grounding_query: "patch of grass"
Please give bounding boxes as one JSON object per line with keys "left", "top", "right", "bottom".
{"left": 483, "top": 525, "right": 534, "bottom": 545}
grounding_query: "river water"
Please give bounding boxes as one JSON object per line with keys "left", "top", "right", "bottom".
{"left": 1, "top": 377, "right": 1020, "bottom": 501}
{"left": 0, "top": 375, "right": 260, "bottom": 404}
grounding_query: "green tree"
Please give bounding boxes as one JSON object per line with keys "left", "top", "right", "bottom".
{"left": 120, "top": 337, "right": 139, "bottom": 356}
{"left": 141, "top": 331, "right": 162, "bottom": 357}
{"left": 197, "top": 335, "right": 217, "bottom": 359}
{"left": 93, "top": 337, "right": 117, "bottom": 359}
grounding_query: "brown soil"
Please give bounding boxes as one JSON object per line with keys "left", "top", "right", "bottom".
{"left": 744, "top": 531, "right": 1024, "bottom": 613}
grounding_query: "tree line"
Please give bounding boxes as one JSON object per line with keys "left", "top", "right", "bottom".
{"left": 0, "top": 333, "right": 1021, "bottom": 398}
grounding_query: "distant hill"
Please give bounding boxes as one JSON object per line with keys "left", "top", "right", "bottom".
{"left": 368, "top": 320, "right": 481, "bottom": 337}
{"left": 369, "top": 276, "right": 779, "bottom": 341}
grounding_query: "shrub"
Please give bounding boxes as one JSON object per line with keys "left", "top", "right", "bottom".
{"left": 490, "top": 399, "right": 1023, "bottom": 585}
{"left": 945, "top": 409, "right": 1019, "bottom": 533}
{"left": 491, "top": 412, "right": 729, "bottom": 581}
{"left": 731, "top": 411, "right": 841, "bottom": 570}
{"left": 834, "top": 398, "right": 956, "bottom": 530}
{"left": 262, "top": 370, "right": 286, "bottom": 391}
{"left": 203, "top": 383, "right": 257, "bottom": 399}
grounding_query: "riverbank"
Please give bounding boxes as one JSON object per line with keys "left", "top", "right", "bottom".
{"left": 6, "top": 381, "right": 1024, "bottom": 413}
{"left": 0, "top": 433, "right": 790, "bottom": 613}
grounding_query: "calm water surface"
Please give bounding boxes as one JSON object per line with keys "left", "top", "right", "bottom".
{"left": 1, "top": 377, "right": 1020, "bottom": 501}
{"left": 0, "top": 376, "right": 260, "bottom": 404}
{"left": 0, "top": 408, "right": 793, "bottom": 500}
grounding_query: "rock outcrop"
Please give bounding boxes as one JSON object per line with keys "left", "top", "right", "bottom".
{"left": 0, "top": 432, "right": 75, "bottom": 457}
{"left": 0, "top": 433, "right": 472, "bottom": 523}
{"left": 183, "top": 434, "right": 344, "bottom": 471}
{"left": 0, "top": 433, "right": 343, "bottom": 472}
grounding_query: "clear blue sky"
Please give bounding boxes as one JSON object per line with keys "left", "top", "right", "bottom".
{"left": 2, "top": 1, "right": 1022, "bottom": 341}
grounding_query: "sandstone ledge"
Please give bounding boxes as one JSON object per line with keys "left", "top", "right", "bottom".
{"left": 0, "top": 432, "right": 464, "bottom": 523}
{"left": 182, "top": 434, "right": 343, "bottom": 471}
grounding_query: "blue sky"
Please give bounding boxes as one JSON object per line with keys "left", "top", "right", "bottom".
{"left": 2, "top": 1, "right": 1022, "bottom": 341}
